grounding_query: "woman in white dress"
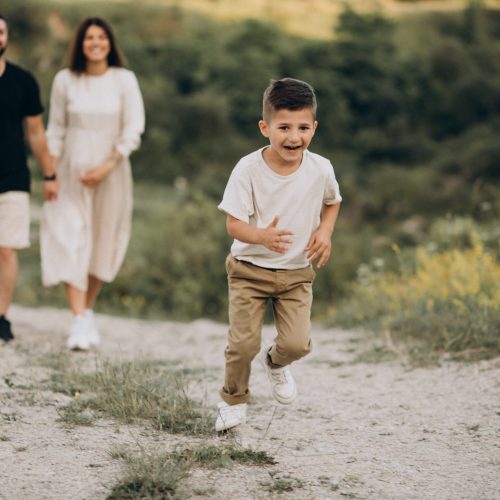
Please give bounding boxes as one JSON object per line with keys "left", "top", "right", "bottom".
{"left": 41, "top": 17, "right": 145, "bottom": 350}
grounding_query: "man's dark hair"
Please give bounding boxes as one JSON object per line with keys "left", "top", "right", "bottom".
{"left": 68, "top": 17, "right": 125, "bottom": 72}
{"left": 0, "top": 14, "right": 7, "bottom": 25}
{"left": 262, "top": 78, "right": 317, "bottom": 122}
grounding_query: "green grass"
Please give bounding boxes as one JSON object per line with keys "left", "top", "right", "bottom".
{"left": 44, "top": 358, "right": 214, "bottom": 434}
{"left": 36, "top": 349, "right": 73, "bottom": 372}
{"left": 170, "top": 444, "right": 276, "bottom": 468}
{"left": 264, "top": 476, "right": 304, "bottom": 493}
{"left": 26, "top": 348, "right": 214, "bottom": 434}
{"left": 57, "top": 401, "right": 96, "bottom": 426}
{"left": 106, "top": 446, "right": 189, "bottom": 500}
{"left": 107, "top": 442, "right": 276, "bottom": 498}
{"left": 353, "top": 346, "right": 399, "bottom": 364}
{"left": 332, "top": 231, "right": 500, "bottom": 364}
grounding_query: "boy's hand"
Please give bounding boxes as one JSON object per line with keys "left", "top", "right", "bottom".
{"left": 306, "top": 227, "right": 332, "bottom": 268}
{"left": 261, "top": 216, "right": 294, "bottom": 254}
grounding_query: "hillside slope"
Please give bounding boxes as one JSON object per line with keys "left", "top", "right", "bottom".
{"left": 47, "top": 0, "right": 500, "bottom": 38}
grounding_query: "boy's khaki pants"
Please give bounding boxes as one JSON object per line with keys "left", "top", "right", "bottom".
{"left": 220, "top": 255, "right": 315, "bottom": 405}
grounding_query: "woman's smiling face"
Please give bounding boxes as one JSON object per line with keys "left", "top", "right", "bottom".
{"left": 82, "top": 25, "right": 110, "bottom": 64}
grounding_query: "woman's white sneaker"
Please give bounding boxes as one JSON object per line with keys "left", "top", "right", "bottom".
{"left": 215, "top": 402, "right": 247, "bottom": 432}
{"left": 84, "top": 309, "right": 100, "bottom": 347}
{"left": 67, "top": 314, "right": 91, "bottom": 351}
{"left": 258, "top": 343, "right": 297, "bottom": 404}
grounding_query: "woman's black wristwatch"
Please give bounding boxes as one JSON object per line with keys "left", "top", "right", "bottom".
{"left": 43, "top": 173, "right": 57, "bottom": 181}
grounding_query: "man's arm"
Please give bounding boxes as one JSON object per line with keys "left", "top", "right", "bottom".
{"left": 226, "top": 215, "right": 294, "bottom": 254}
{"left": 306, "top": 202, "right": 341, "bottom": 268}
{"left": 24, "top": 115, "right": 58, "bottom": 201}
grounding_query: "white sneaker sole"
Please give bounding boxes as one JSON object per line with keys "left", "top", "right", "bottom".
{"left": 215, "top": 415, "right": 246, "bottom": 432}
{"left": 272, "top": 385, "right": 297, "bottom": 405}
{"left": 215, "top": 403, "right": 247, "bottom": 432}
{"left": 67, "top": 340, "right": 91, "bottom": 351}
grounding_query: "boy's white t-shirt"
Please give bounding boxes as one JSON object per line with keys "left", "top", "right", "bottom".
{"left": 218, "top": 147, "right": 342, "bottom": 270}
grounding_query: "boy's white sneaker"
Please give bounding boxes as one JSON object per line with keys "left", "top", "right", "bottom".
{"left": 84, "top": 309, "right": 100, "bottom": 347}
{"left": 67, "top": 314, "right": 91, "bottom": 351}
{"left": 215, "top": 401, "right": 247, "bottom": 432}
{"left": 258, "top": 343, "right": 297, "bottom": 404}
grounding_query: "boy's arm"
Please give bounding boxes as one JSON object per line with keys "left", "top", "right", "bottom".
{"left": 306, "top": 202, "right": 341, "bottom": 268}
{"left": 226, "top": 215, "right": 294, "bottom": 254}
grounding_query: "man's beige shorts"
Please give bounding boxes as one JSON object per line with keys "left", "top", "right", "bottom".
{"left": 0, "top": 191, "right": 30, "bottom": 249}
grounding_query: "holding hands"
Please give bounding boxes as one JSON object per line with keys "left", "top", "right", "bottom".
{"left": 43, "top": 179, "right": 59, "bottom": 202}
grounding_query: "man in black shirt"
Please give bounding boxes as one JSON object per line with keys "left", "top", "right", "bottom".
{"left": 0, "top": 14, "right": 58, "bottom": 342}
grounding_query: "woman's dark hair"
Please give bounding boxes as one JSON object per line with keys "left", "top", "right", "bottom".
{"left": 68, "top": 17, "right": 125, "bottom": 72}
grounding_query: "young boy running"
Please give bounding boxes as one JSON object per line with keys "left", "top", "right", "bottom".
{"left": 215, "top": 78, "right": 342, "bottom": 431}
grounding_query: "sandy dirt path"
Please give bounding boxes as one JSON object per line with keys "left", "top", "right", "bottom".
{"left": 1, "top": 304, "right": 499, "bottom": 499}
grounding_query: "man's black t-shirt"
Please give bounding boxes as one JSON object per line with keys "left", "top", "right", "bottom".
{"left": 0, "top": 61, "right": 44, "bottom": 194}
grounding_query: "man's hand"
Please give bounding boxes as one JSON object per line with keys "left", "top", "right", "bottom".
{"left": 260, "top": 216, "right": 294, "bottom": 254}
{"left": 43, "top": 179, "right": 59, "bottom": 201}
{"left": 306, "top": 227, "right": 332, "bottom": 268}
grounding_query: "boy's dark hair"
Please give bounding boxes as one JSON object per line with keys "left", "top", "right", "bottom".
{"left": 262, "top": 78, "right": 317, "bottom": 122}
{"left": 0, "top": 14, "right": 7, "bottom": 25}
{"left": 68, "top": 17, "right": 125, "bottom": 73}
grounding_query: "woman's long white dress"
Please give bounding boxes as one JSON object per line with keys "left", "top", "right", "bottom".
{"left": 41, "top": 67, "right": 145, "bottom": 291}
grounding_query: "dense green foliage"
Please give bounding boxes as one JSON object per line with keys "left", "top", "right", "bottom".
{"left": 334, "top": 218, "right": 500, "bottom": 361}
{"left": 4, "top": 2, "right": 500, "bottom": 329}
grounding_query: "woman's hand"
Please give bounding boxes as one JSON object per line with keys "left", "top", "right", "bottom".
{"left": 80, "top": 162, "right": 114, "bottom": 187}
{"left": 80, "top": 151, "right": 122, "bottom": 187}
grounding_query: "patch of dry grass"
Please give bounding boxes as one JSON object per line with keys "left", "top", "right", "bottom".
{"left": 45, "top": 358, "right": 214, "bottom": 434}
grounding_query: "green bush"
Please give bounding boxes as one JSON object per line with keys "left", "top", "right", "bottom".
{"left": 332, "top": 226, "right": 500, "bottom": 361}
{"left": 98, "top": 186, "right": 231, "bottom": 319}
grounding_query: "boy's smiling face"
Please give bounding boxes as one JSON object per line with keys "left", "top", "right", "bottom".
{"left": 259, "top": 107, "right": 317, "bottom": 172}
